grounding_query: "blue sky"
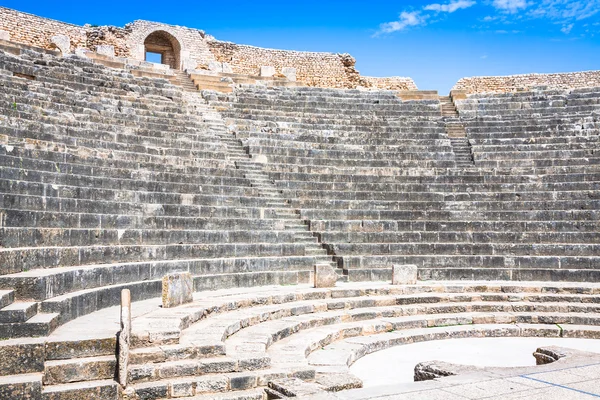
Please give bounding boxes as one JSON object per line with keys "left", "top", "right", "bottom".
{"left": 2, "top": 0, "right": 599, "bottom": 93}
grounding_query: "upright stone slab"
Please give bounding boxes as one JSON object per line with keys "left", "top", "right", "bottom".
{"left": 282, "top": 67, "right": 297, "bottom": 81}
{"left": 0, "top": 30, "right": 10, "bottom": 41}
{"left": 392, "top": 264, "right": 418, "bottom": 285}
{"left": 50, "top": 35, "right": 71, "bottom": 55}
{"left": 118, "top": 289, "right": 131, "bottom": 388}
{"left": 208, "top": 61, "right": 224, "bottom": 72}
{"left": 222, "top": 63, "right": 233, "bottom": 73}
{"left": 162, "top": 272, "right": 193, "bottom": 308}
{"left": 314, "top": 264, "right": 337, "bottom": 288}
{"left": 96, "top": 45, "right": 115, "bottom": 57}
{"left": 260, "top": 66, "right": 276, "bottom": 77}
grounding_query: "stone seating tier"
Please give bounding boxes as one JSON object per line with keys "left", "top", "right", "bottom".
{"left": 0, "top": 48, "right": 342, "bottom": 339}
{"left": 3, "top": 282, "right": 599, "bottom": 400}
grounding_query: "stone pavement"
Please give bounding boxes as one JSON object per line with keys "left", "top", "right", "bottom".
{"left": 313, "top": 347, "right": 600, "bottom": 400}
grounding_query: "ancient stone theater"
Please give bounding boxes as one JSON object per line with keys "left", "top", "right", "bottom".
{"left": 0, "top": 6, "right": 599, "bottom": 400}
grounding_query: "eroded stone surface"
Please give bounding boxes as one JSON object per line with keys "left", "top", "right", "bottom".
{"left": 162, "top": 272, "right": 193, "bottom": 308}
{"left": 314, "top": 264, "right": 337, "bottom": 289}
{"left": 96, "top": 45, "right": 115, "bottom": 57}
{"left": 50, "top": 34, "right": 70, "bottom": 55}
{"left": 119, "top": 289, "right": 131, "bottom": 387}
{"left": 260, "top": 66, "right": 276, "bottom": 77}
{"left": 392, "top": 264, "right": 418, "bottom": 285}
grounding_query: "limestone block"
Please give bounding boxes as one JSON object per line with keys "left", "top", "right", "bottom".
{"left": 133, "top": 44, "right": 145, "bottom": 61}
{"left": 222, "top": 63, "right": 233, "bottom": 73}
{"left": 252, "top": 154, "right": 268, "bottom": 164}
{"left": 162, "top": 272, "right": 193, "bottom": 308}
{"left": 50, "top": 34, "right": 71, "bottom": 55}
{"left": 118, "top": 289, "right": 131, "bottom": 387}
{"left": 314, "top": 264, "right": 337, "bottom": 288}
{"left": 96, "top": 45, "right": 115, "bottom": 57}
{"left": 260, "top": 66, "right": 276, "bottom": 77}
{"left": 208, "top": 61, "right": 223, "bottom": 72}
{"left": 0, "top": 30, "right": 10, "bottom": 41}
{"left": 282, "top": 67, "right": 297, "bottom": 81}
{"left": 180, "top": 50, "right": 191, "bottom": 70}
{"left": 392, "top": 264, "right": 418, "bottom": 285}
{"left": 74, "top": 47, "right": 88, "bottom": 58}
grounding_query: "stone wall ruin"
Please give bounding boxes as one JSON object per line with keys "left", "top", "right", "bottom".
{"left": 453, "top": 70, "right": 600, "bottom": 94}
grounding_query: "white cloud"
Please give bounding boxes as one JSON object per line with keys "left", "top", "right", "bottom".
{"left": 481, "top": 54, "right": 488, "bottom": 59}
{"left": 375, "top": 0, "right": 475, "bottom": 35}
{"left": 561, "top": 23, "right": 574, "bottom": 33}
{"left": 377, "top": 11, "right": 428, "bottom": 34}
{"left": 493, "top": 0, "right": 529, "bottom": 13}
{"left": 529, "top": 0, "right": 600, "bottom": 21}
{"left": 424, "top": 0, "right": 477, "bottom": 13}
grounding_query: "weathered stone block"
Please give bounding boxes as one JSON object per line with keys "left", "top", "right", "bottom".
{"left": 74, "top": 47, "right": 88, "bottom": 58}
{"left": 260, "top": 66, "right": 276, "bottom": 77}
{"left": 282, "top": 67, "right": 297, "bottom": 81}
{"left": 222, "top": 63, "right": 233, "bottom": 73}
{"left": 162, "top": 272, "right": 193, "bottom": 308}
{"left": 0, "top": 339, "right": 45, "bottom": 375}
{"left": 96, "top": 45, "right": 115, "bottom": 57}
{"left": 392, "top": 264, "right": 418, "bottom": 285}
{"left": 314, "top": 264, "right": 337, "bottom": 289}
{"left": 50, "top": 35, "right": 71, "bottom": 55}
{"left": 208, "top": 61, "right": 223, "bottom": 72}
{"left": 0, "top": 30, "right": 10, "bottom": 41}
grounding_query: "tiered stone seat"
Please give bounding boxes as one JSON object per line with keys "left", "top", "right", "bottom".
{"left": 215, "top": 86, "right": 600, "bottom": 283}
{"left": 456, "top": 88, "right": 600, "bottom": 168}
{"left": 217, "top": 86, "right": 457, "bottom": 170}
{"left": 7, "top": 281, "right": 597, "bottom": 399}
{"left": 0, "top": 48, "right": 332, "bottom": 339}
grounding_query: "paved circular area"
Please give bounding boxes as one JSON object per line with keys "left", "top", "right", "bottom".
{"left": 350, "top": 337, "right": 600, "bottom": 388}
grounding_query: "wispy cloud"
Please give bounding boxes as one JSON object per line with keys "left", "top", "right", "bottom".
{"left": 529, "top": 0, "right": 600, "bottom": 21}
{"left": 424, "top": 0, "right": 476, "bottom": 13}
{"left": 492, "top": 0, "right": 529, "bottom": 13}
{"left": 486, "top": 0, "right": 600, "bottom": 35}
{"left": 375, "top": 0, "right": 476, "bottom": 35}
{"left": 377, "top": 11, "right": 428, "bottom": 34}
{"left": 561, "top": 23, "right": 574, "bottom": 33}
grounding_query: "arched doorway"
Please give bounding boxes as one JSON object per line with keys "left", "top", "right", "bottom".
{"left": 143, "top": 30, "right": 181, "bottom": 70}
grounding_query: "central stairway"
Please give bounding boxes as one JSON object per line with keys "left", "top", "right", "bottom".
{"left": 195, "top": 100, "right": 342, "bottom": 278}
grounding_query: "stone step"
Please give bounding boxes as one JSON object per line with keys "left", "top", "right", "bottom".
{"left": 41, "top": 379, "right": 118, "bottom": 400}
{"left": 0, "top": 372, "right": 42, "bottom": 399}
{"left": 177, "top": 388, "right": 266, "bottom": 400}
{"left": 131, "top": 369, "right": 280, "bottom": 399}
{"left": 0, "top": 312, "right": 60, "bottom": 339}
{"left": 0, "top": 290, "right": 15, "bottom": 309}
{"left": 130, "top": 343, "right": 226, "bottom": 365}
{"left": 43, "top": 355, "right": 116, "bottom": 385}
{"left": 0, "top": 301, "right": 38, "bottom": 323}
{"left": 128, "top": 355, "right": 270, "bottom": 384}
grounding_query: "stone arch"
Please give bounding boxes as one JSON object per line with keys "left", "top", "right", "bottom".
{"left": 143, "top": 30, "right": 181, "bottom": 69}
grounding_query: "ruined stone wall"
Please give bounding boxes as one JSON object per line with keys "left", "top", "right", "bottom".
{"left": 0, "top": 6, "right": 415, "bottom": 90}
{"left": 360, "top": 76, "right": 418, "bottom": 91}
{"left": 453, "top": 71, "right": 600, "bottom": 94}
{"left": 86, "top": 26, "right": 129, "bottom": 57}
{"left": 0, "top": 6, "right": 87, "bottom": 51}
{"left": 207, "top": 40, "right": 360, "bottom": 88}
{"left": 126, "top": 21, "right": 215, "bottom": 69}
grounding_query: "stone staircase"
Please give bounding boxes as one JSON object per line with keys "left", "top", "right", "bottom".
{"left": 195, "top": 101, "right": 342, "bottom": 278}
{"left": 190, "top": 71, "right": 298, "bottom": 94}
{"left": 440, "top": 96, "right": 474, "bottom": 167}
{"left": 439, "top": 95, "right": 458, "bottom": 117}
{"left": 173, "top": 70, "right": 199, "bottom": 92}
{"left": 449, "top": 136, "right": 474, "bottom": 167}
